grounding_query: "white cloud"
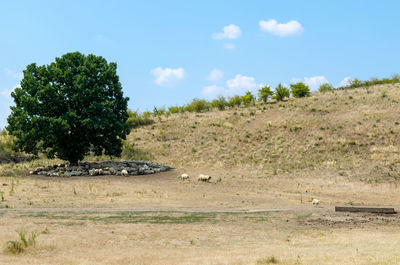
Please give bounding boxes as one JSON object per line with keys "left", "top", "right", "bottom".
{"left": 207, "top": 69, "right": 223, "bottom": 82}
{"left": 0, "top": 84, "right": 19, "bottom": 129}
{"left": 223, "top": 43, "right": 235, "bottom": 50}
{"left": 4, "top": 68, "right": 23, "bottom": 79}
{"left": 226, "top": 74, "right": 259, "bottom": 91}
{"left": 259, "top": 19, "right": 303, "bottom": 37}
{"left": 338, "top": 77, "right": 352, "bottom": 87}
{"left": 202, "top": 74, "right": 262, "bottom": 98}
{"left": 291, "top": 76, "right": 328, "bottom": 91}
{"left": 201, "top": 85, "right": 226, "bottom": 98}
{"left": 304, "top": 76, "right": 329, "bottom": 91}
{"left": 151, "top": 67, "right": 185, "bottom": 86}
{"left": 1, "top": 84, "right": 20, "bottom": 97}
{"left": 213, "top": 24, "right": 242, "bottom": 40}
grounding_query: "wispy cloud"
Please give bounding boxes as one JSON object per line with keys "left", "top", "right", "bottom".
{"left": 207, "top": 69, "right": 223, "bottom": 82}
{"left": 4, "top": 68, "right": 23, "bottom": 79}
{"left": 338, "top": 77, "right": 352, "bottom": 87}
{"left": 202, "top": 74, "right": 262, "bottom": 98}
{"left": 213, "top": 24, "right": 242, "bottom": 40}
{"left": 1, "top": 84, "right": 20, "bottom": 97}
{"left": 151, "top": 67, "right": 185, "bottom": 86}
{"left": 223, "top": 43, "right": 235, "bottom": 50}
{"left": 259, "top": 19, "right": 303, "bottom": 37}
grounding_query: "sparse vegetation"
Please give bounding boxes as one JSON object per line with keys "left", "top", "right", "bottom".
{"left": 127, "top": 110, "right": 154, "bottom": 128}
{"left": 4, "top": 230, "right": 37, "bottom": 254}
{"left": 256, "top": 256, "right": 279, "bottom": 264}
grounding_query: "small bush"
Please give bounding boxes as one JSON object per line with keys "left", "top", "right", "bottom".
{"left": 258, "top": 85, "right": 273, "bottom": 103}
{"left": 241, "top": 91, "right": 256, "bottom": 106}
{"left": 256, "top": 256, "right": 279, "bottom": 264}
{"left": 185, "top": 98, "right": 210, "bottom": 113}
{"left": 168, "top": 105, "right": 185, "bottom": 114}
{"left": 152, "top": 106, "right": 167, "bottom": 117}
{"left": 211, "top": 96, "right": 227, "bottom": 110}
{"left": 290, "top": 82, "right": 310, "bottom": 98}
{"left": 318, "top": 83, "right": 334, "bottom": 93}
{"left": 127, "top": 110, "right": 154, "bottom": 129}
{"left": 274, "top": 84, "right": 290, "bottom": 101}
{"left": 349, "top": 78, "right": 363, "bottom": 88}
{"left": 227, "top": 95, "right": 242, "bottom": 107}
{"left": 4, "top": 230, "right": 37, "bottom": 254}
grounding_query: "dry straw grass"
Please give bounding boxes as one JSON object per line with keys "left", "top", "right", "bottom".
{"left": 1, "top": 84, "right": 400, "bottom": 264}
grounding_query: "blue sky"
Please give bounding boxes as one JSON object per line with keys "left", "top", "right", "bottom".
{"left": 1, "top": 0, "right": 400, "bottom": 128}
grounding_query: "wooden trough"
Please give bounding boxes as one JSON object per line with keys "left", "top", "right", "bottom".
{"left": 335, "top": 206, "right": 396, "bottom": 214}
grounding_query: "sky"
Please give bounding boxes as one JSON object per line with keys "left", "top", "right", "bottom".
{"left": 1, "top": 0, "right": 400, "bottom": 128}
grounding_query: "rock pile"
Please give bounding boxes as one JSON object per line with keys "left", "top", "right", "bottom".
{"left": 29, "top": 160, "right": 171, "bottom": 177}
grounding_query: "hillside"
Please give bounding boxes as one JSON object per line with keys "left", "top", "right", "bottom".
{"left": 2, "top": 84, "right": 400, "bottom": 265}
{"left": 131, "top": 83, "right": 400, "bottom": 183}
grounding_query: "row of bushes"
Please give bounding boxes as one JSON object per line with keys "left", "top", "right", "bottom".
{"left": 319, "top": 74, "right": 400, "bottom": 93}
{"left": 128, "top": 74, "right": 400, "bottom": 128}
{"left": 127, "top": 82, "right": 311, "bottom": 127}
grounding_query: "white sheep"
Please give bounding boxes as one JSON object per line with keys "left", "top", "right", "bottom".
{"left": 121, "top": 169, "right": 129, "bottom": 176}
{"left": 312, "top": 198, "right": 320, "bottom": 206}
{"left": 179, "top": 173, "right": 190, "bottom": 181}
{"left": 198, "top": 174, "right": 211, "bottom": 182}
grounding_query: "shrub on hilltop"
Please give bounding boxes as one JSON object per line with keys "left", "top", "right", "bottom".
{"left": 258, "top": 85, "right": 273, "bottom": 103}
{"left": 318, "top": 83, "right": 334, "bottom": 93}
{"left": 241, "top": 91, "right": 256, "bottom": 106}
{"left": 290, "top": 82, "right": 310, "bottom": 98}
{"left": 274, "top": 83, "right": 290, "bottom": 101}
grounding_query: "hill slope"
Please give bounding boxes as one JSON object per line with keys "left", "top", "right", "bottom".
{"left": 132, "top": 83, "right": 400, "bottom": 182}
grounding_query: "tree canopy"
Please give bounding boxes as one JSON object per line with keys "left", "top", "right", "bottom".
{"left": 7, "top": 52, "right": 130, "bottom": 164}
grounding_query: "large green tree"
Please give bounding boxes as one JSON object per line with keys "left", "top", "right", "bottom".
{"left": 7, "top": 52, "right": 130, "bottom": 164}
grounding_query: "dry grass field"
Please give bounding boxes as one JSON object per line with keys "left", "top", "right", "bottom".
{"left": 1, "top": 84, "right": 400, "bottom": 264}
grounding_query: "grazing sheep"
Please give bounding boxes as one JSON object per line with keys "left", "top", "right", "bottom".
{"left": 121, "top": 169, "right": 129, "bottom": 176}
{"left": 198, "top": 174, "right": 211, "bottom": 182}
{"left": 179, "top": 173, "right": 190, "bottom": 181}
{"left": 312, "top": 198, "right": 320, "bottom": 206}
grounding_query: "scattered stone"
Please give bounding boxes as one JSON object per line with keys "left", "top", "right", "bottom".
{"left": 109, "top": 167, "right": 116, "bottom": 175}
